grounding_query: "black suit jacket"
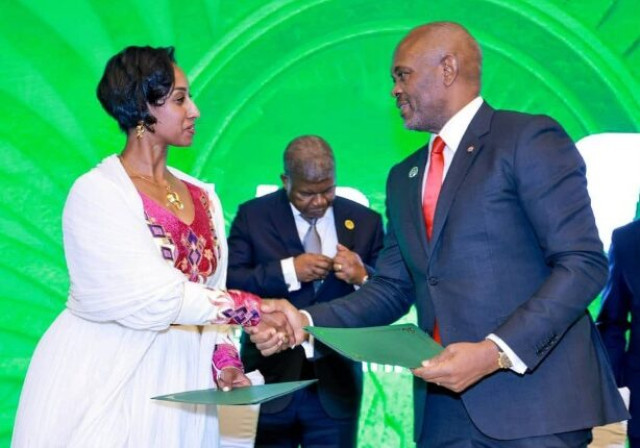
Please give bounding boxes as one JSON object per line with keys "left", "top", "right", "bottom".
{"left": 308, "top": 102, "right": 629, "bottom": 440}
{"left": 597, "top": 219, "right": 640, "bottom": 439}
{"left": 227, "top": 189, "right": 384, "bottom": 418}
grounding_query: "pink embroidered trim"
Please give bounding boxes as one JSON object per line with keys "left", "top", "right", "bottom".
{"left": 222, "top": 290, "right": 261, "bottom": 327}
{"left": 212, "top": 343, "right": 244, "bottom": 383}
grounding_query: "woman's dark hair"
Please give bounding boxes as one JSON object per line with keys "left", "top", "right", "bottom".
{"left": 97, "top": 46, "right": 176, "bottom": 132}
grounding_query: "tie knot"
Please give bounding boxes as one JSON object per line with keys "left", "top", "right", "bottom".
{"left": 303, "top": 216, "right": 317, "bottom": 226}
{"left": 432, "top": 136, "right": 445, "bottom": 155}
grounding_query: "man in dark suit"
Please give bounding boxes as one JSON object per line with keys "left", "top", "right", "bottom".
{"left": 227, "top": 135, "right": 384, "bottom": 447}
{"left": 254, "top": 22, "right": 629, "bottom": 447}
{"left": 597, "top": 219, "right": 640, "bottom": 448}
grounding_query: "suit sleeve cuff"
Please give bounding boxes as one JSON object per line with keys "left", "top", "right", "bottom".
{"left": 486, "top": 333, "right": 527, "bottom": 374}
{"left": 281, "top": 257, "right": 301, "bottom": 292}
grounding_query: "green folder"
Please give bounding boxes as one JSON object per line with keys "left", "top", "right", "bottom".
{"left": 152, "top": 380, "right": 317, "bottom": 405}
{"left": 305, "top": 323, "right": 443, "bottom": 369}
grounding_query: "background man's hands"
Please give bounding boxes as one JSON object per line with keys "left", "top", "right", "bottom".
{"left": 294, "top": 253, "right": 333, "bottom": 282}
{"left": 333, "top": 243, "right": 368, "bottom": 285}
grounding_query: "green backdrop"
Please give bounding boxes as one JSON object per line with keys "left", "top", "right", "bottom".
{"left": 1, "top": 0, "right": 639, "bottom": 446}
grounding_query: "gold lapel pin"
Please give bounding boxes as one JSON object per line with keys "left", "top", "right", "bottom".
{"left": 345, "top": 219, "right": 355, "bottom": 230}
{"left": 409, "top": 166, "right": 419, "bottom": 178}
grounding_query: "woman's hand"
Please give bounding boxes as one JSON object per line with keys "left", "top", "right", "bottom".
{"left": 217, "top": 367, "right": 252, "bottom": 392}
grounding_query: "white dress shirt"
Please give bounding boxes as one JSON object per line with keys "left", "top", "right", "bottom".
{"left": 280, "top": 205, "right": 338, "bottom": 291}
{"left": 280, "top": 204, "right": 339, "bottom": 357}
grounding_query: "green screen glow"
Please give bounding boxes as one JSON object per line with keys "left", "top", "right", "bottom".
{"left": 1, "top": 1, "right": 639, "bottom": 446}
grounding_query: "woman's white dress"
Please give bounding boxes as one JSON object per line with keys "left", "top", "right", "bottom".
{"left": 12, "top": 155, "right": 241, "bottom": 447}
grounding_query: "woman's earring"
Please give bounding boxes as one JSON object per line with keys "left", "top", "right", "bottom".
{"left": 136, "top": 121, "right": 145, "bottom": 139}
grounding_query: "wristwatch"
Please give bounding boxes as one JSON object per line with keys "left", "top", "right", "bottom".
{"left": 497, "top": 349, "right": 512, "bottom": 370}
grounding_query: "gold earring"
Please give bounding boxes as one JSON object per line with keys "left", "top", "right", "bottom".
{"left": 136, "top": 121, "right": 145, "bottom": 139}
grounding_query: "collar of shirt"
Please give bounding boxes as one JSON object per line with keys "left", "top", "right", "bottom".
{"left": 437, "top": 96, "right": 484, "bottom": 154}
{"left": 422, "top": 96, "right": 484, "bottom": 197}
{"left": 289, "top": 203, "right": 338, "bottom": 258}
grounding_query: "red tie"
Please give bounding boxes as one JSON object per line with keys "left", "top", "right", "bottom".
{"left": 422, "top": 135, "right": 445, "bottom": 343}
{"left": 422, "top": 136, "right": 445, "bottom": 240}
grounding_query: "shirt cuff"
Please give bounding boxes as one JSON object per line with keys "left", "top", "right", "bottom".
{"left": 486, "top": 333, "right": 527, "bottom": 374}
{"left": 211, "top": 343, "right": 244, "bottom": 382}
{"left": 281, "top": 257, "right": 301, "bottom": 292}
{"left": 300, "top": 310, "right": 314, "bottom": 359}
{"left": 354, "top": 274, "right": 369, "bottom": 291}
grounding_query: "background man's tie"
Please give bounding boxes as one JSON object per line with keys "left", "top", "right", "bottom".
{"left": 302, "top": 217, "right": 322, "bottom": 291}
{"left": 422, "top": 136, "right": 445, "bottom": 343}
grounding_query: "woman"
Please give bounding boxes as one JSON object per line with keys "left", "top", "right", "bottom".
{"left": 12, "top": 46, "right": 270, "bottom": 447}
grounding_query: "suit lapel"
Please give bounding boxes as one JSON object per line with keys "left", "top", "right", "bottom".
{"left": 430, "top": 103, "right": 493, "bottom": 248}
{"left": 333, "top": 198, "right": 355, "bottom": 250}
{"left": 411, "top": 144, "right": 431, "bottom": 256}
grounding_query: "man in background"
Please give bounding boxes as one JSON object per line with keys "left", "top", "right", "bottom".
{"left": 597, "top": 217, "right": 640, "bottom": 448}
{"left": 227, "top": 135, "right": 384, "bottom": 447}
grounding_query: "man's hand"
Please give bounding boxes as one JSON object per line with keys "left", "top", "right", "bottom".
{"left": 246, "top": 299, "right": 309, "bottom": 356}
{"left": 411, "top": 340, "right": 500, "bottom": 393}
{"left": 260, "top": 308, "right": 295, "bottom": 344}
{"left": 244, "top": 305, "right": 295, "bottom": 356}
{"left": 217, "top": 367, "right": 252, "bottom": 392}
{"left": 244, "top": 316, "right": 291, "bottom": 357}
{"left": 333, "top": 243, "right": 368, "bottom": 285}
{"left": 294, "top": 253, "right": 333, "bottom": 282}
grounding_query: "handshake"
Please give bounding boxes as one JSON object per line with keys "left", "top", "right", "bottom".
{"left": 245, "top": 299, "right": 310, "bottom": 357}
{"left": 243, "top": 298, "right": 501, "bottom": 393}
{"left": 244, "top": 243, "right": 368, "bottom": 357}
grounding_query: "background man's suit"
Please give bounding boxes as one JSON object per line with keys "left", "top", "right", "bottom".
{"left": 308, "top": 102, "right": 628, "bottom": 443}
{"left": 597, "top": 219, "right": 640, "bottom": 447}
{"left": 227, "top": 188, "right": 383, "bottom": 419}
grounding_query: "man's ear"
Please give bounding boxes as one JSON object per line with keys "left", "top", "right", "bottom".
{"left": 280, "top": 174, "right": 289, "bottom": 190}
{"left": 441, "top": 54, "right": 458, "bottom": 87}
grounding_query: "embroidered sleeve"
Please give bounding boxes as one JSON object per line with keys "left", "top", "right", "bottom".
{"left": 211, "top": 343, "right": 244, "bottom": 385}
{"left": 207, "top": 289, "right": 261, "bottom": 327}
{"left": 175, "top": 283, "right": 262, "bottom": 326}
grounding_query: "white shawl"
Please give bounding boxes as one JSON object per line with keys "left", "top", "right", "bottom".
{"left": 61, "top": 154, "right": 230, "bottom": 445}
{"left": 65, "top": 153, "right": 230, "bottom": 326}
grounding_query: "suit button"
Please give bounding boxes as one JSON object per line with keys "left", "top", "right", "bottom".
{"left": 428, "top": 277, "right": 438, "bottom": 286}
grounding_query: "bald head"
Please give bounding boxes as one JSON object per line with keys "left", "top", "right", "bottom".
{"left": 391, "top": 21, "right": 482, "bottom": 132}
{"left": 282, "top": 135, "right": 336, "bottom": 219}
{"left": 400, "top": 22, "right": 482, "bottom": 88}
{"left": 283, "top": 135, "right": 335, "bottom": 181}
